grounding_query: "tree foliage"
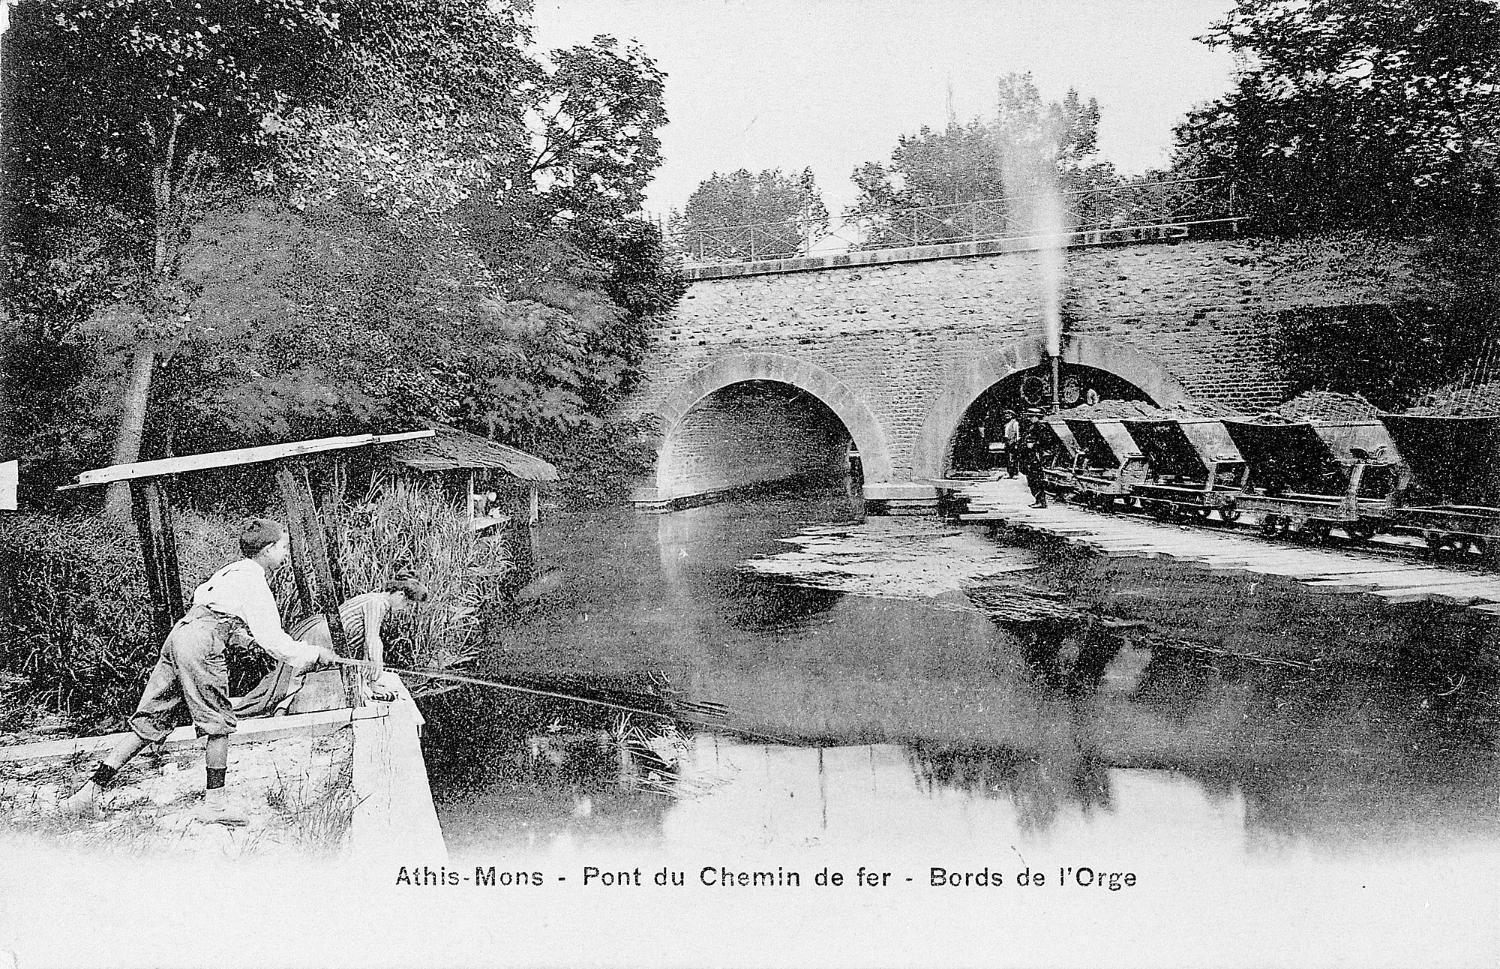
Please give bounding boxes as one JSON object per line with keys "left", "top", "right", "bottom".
{"left": 2, "top": 0, "right": 348, "bottom": 512}
{"left": 1273, "top": 301, "right": 1489, "bottom": 410}
{"left": 848, "top": 73, "right": 1118, "bottom": 246}
{"left": 671, "top": 167, "right": 829, "bottom": 261}
{"left": 529, "top": 36, "right": 668, "bottom": 221}
{"left": 1171, "top": 0, "right": 1500, "bottom": 231}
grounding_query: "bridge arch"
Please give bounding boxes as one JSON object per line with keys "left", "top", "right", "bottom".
{"left": 910, "top": 333, "right": 1193, "bottom": 480}
{"left": 653, "top": 352, "right": 896, "bottom": 498}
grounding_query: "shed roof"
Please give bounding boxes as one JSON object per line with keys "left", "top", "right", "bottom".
{"left": 380, "top": 427, "right": 559, "bottom": 482}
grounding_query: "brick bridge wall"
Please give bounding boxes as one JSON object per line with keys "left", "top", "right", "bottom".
{"left": 622, "top": 232, "right": 1428, "bottom": 508}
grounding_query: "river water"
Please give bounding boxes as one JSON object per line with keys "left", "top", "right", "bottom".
{"left": 421, "top": 487, "right": 1500, "bottom": 966}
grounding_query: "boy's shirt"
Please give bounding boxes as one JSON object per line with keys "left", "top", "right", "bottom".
{"left": 192, "top": 560, "right": 321, "bottom": 668}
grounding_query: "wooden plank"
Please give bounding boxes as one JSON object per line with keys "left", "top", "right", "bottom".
{"left": 0, "top": 706, "right": 362, "bottom": 763}
{"left": 1373, "top": 583, "right": 1500, "bottom": 605}
{"left": 1312, "top": 569, "right": 1491, "bottom": 590}
{"left": 57, "top": 430, "right": 433, "bottom": 491}
{"left": 274, "top": 469, "right": 317, "bottom": 617}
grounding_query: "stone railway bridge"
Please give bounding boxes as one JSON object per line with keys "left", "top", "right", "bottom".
{"left": 619, "top": 232, "right": 1428, "bottom": 512}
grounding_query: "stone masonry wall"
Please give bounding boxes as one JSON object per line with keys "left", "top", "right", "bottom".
{"left": 658, "top": 382, "right": 849, "bottom": 502}
{"left": 626, "top": 232, "right": 1430, "bottom": 493}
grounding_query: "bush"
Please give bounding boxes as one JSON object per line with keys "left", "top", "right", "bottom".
{"left": 0, "top": 509, "right": 280, "bottom": 724}
{"left": 0, "top": 514, "right": 157, "bottom": 722}
{"left": 541, "top": 413, "right": 661, "bottom": 507}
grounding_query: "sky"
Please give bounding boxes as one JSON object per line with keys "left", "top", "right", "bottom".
{"left": 531, "top": 0, "right": 1239, "bottom": 221}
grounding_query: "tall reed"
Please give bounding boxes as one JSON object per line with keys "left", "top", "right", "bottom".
{"left": 323, "top": 477, "right": 503, "bottom": 672}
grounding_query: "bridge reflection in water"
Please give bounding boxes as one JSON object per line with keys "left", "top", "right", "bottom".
{"left": 424, "top": 488, "right": 1499, "bottom": 956}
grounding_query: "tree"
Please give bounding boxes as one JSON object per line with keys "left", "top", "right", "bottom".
{"left": 671, "top": 168, "right": 829, "bottom": 261}
{"left": 3, "top": 0, "right": 684, "bottom": 512}
{"left": 528, "top": 36, "right": 668, "bottom": 222}
{"left": 848, "top": 73, "right": 1116, "bottom": 247}
{"left": 3, "top": 0, "right": 343, "bottom": 515}
{"left": 275, "top": 0, "right": 534, "bottom": 216}
{"left": 1170, "top": 0, "right": 1500, "bottom": 231}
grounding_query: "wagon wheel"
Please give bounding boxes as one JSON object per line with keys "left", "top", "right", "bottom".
{"left": 1305, "top": 522, "right": 1333, "bottom": 544}
{"left": 1423, "top": 529, "right": 1444, "bottom": 552}
{"left": 1219, "top": 505, "right": 1242, "bottom": 526}
{"left": 1467, "top": 537, "right": 1489, "bottom": 558}
{"left": 1259, "top": 515, "right": 1289, "bottom": 538}
{"left": 1438, "top": 535, "right": 1467, "bottom": 558}
{"left": 1189, "top": 506, "right": 1213, "bottom": 522}
{"left": 1343, "top": 521, "right": 1376, "bottom": 543}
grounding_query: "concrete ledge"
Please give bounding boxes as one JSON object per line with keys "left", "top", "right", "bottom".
{"left": 864, "top": 483, "right": 941, "bottom": 516}
{"left": 350, "top": 674, "right": 446, "bottom": 861}
{"left": 634, "top": 471, "right": 850, "bottom": 513}
{"left": 0, "top": 705, "right": 369, "bottom": 763}
{"left": 864, "top": 483, "right": 940, "bottom": 501}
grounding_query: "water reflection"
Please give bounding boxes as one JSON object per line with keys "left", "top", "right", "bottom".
{"left": 426, "top": 489, "right": 1500, "bottom": 871}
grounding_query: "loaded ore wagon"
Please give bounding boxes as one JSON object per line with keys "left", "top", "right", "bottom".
{"left": 1035, "top": 418, "right": 1085, "bottom": 496}
{"left": 1062, "top": 418, "right": 1149, "bottom": 510}
{"left": 1120, "top": 417, "right": 1249, "bottom": 524}
{"left": 1379, "top": 414, "right": 1500, "bottom": 558}
{"left": 1221, "top": 419, "right": 1404, "bottom": 543}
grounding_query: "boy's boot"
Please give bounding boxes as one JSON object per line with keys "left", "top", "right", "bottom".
{"left": 59, "top": 780, "right": 100, "bottom": 818}
{"left": 198, "top": 787, "right": 248, "bottom": 826}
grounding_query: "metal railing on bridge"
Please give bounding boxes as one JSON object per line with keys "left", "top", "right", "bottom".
{"left": 669, "top": 176, "right": 1241, "bottom": 268}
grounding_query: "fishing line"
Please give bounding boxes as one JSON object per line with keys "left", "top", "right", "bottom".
{"left": 330, "top": 656, "right": 794, "bottom": 746}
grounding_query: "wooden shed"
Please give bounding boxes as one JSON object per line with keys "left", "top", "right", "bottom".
{"left": 377, "top": 426, "right": 560, "bottom": 577}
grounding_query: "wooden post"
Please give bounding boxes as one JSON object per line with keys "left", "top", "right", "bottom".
{"left": 302, "top": 464, "right": 349, "bottom": 605}
{"left": 273, "top": 469, "right": 316, "bottom": 618}
{"left": 153, "top": 478, "right": 185, "bottom": 622}
{"left": 278, "top": 463, "right": 357, "bottom": 708}
{"left": 130, "top": 481, "right": 174, "bottom": 643}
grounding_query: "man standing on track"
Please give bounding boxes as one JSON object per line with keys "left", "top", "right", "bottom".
{"left": 1002, "top": 410, "right": 1022, "bottom": 478}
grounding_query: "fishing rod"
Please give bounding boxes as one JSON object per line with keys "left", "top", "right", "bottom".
{"left": 328, "top": 656, "right": 794, "bottom": 746}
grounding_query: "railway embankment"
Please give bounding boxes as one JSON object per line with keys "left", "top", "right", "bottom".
{"left": 948, "top": 477, "right": 1500, "bottom": 615}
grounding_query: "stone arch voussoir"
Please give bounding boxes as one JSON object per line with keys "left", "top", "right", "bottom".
{"left": 654, "top": 352, "right": 895, "bottom": 487}
{"left": 909, "top": 334, "right": 1193, "bottom": 480}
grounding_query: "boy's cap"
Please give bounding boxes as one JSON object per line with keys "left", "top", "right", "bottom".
{"left": 239, "top": 518, "right": 285, "bottom": 553}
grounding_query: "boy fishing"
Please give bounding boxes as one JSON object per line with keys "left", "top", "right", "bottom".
{"left": 61, "top": 518, "right": 338, "bottom": 824}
